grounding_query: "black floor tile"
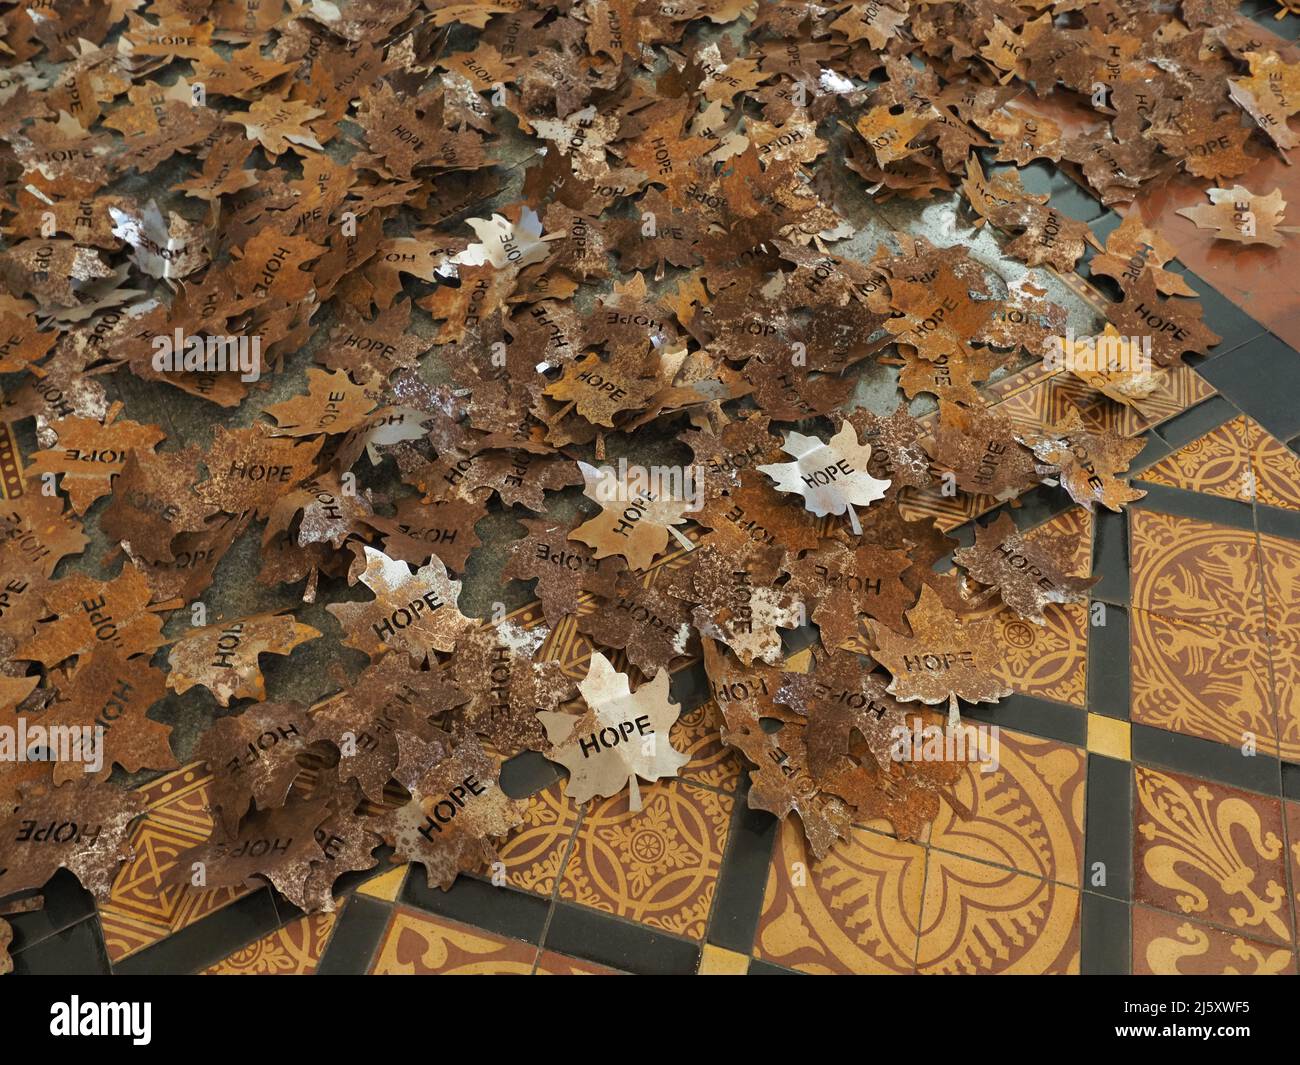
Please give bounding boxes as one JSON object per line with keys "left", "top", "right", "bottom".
{"left": 1087, "top": 602, "right": 1130, "bottom": 720}
{"left": 707, "top": 799, "right": 777, "bottom": 955}
{"left": 1283, "top": 761, "right": 1300, "bottom": 803}
{"left": 1081, "top": 892, "right": 1130, "bottom": 975}
{"left": 1083, "top": 754, "right": 1132, "bottom": 901}
{"left": 748, "top": 957, "right": 803, "bottom": 975}
{"left": 1091, "top": 508, "right": 1130, "bottom": 603}
{"left": 11, "top": 915, "right": 109, "bottom": 975}
{"left": 4, "top": 869, "right": 96, "bottom": 956}
{"left": 1152, "top": 394, "right": 1239, "bottom": 450}
{"left": 499, "top": 749, "right": 562, "bottom": 799}
{"left": 964, "top": 693, "right": 1086, "bottom": 746}
{"left": 543, "top": 903, "right": 700, "bottom": 975}
{"left": 315, "top": 895, "right": 392, "bottom": 975}
{"left": 112, "top": 889, "right": 283, "bottom": 975}
{"left": 1131, "top": 481, "right": 1256, "bottom": 531}
{"left": 1131, "top": 723, "right": 1282, "bottom": 797}
{"left": 1257, "top": 502, "right": 1300, "bottom": 543}
{"left": 1197, "top": 332, "right": 1300, "bottom": 442}
{"left": 400, "top": 869, "right": 549, "bottom": 945}
{"left": 1170, "top": 267, "right": 1268, "bottom": 357}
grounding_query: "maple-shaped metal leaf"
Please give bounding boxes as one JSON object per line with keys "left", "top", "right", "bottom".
{"left": 569, "top": 461, "right": 694, "bottom": 570}
{"left": 445, "top": 620, "right": 575, "bottom": 755}
{"left": 166, "top": 613, "right": 322, "bottom": 707}
{"left": 326, "top": 546, "right": 475, "bottom": 663}
{"left": 953, "top": 513, "right": 1098, "bottom": 624}
{"left": 1176, "top": 186, "right": 1299, "bottom": 248}
{"left": 703, "top": 639, "right": 853, "bottom": 860}
{"left": 194, "top": 701, "right": 313, "bottom": 835}
{"left": 0, "top": 780, "right": 148, "bottom": 901}
{"left": 381, "top": 731, "right": 525, "bottom": 890}
{"left": 870, "top": 585, "right": 1012, "bottom": 719}
{"left": 756, "top": 423, "right": 890, "bottom": 534}
{"left": 1018, "top": 409, "right": 1147, "bottom": 512}
{"left": 783, "top": 541, "right": 914, "bottom": 649}
{"left": 536, "top": 652, "right": 688, "bottom": 811}
{"left": 313, "top": 656, "right": 467, "bottom": 803}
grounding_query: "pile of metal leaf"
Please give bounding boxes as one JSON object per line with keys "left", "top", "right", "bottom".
{"left": 1, "top": 0, "right": 1295, "bottom": 963}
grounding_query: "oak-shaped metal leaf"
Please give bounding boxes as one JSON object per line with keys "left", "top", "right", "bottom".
{"left": 536, "top": 652, "right": 688, "bottom": 811}
{"left": 756, "top": 423, "right": 890, "bottom": 534}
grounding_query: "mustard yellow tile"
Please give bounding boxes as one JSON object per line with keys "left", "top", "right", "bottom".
{"left": 1087, "top": 714, "right": 1131, "bottom": 760}
{"left": 698, "top": 944, "right": 750, "bottom": 975}
{"left": 357, "top": 864, "right": 407, "bottom": 902}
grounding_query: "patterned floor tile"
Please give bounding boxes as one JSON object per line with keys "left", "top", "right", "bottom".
{"left": 1132, "top": 906, "right": 1296, "bottom": 975}
{"left": 1129, "top": 608, "right": 1292, "bottom": 760}
{"left": 558, "top": 779, "right": 732, "bottom": 940}
{"left": 962, "top": 509, "right": 1092, "bottom": 706}
{"left": 753, "top": 818, "right": 923, "bottom": 974}
{"left": 927, "top": 729, "right": 1086, "bottom": 887}
{"left": 916, "top": 852, "right": 1080, "bottom": 974}
{"left": 488, "top": 780, "right": 579, "bottom": 898}
{"left": 672, "top": 697, "right": 745, "bottom": 792}
{"left": 1133, "top": 766, "right": 1292, "bottom": 946}
{"left": 202, "top": 911, "right": 337, "bottom": 975}
{"left": 99, "top": 764, "right": 253, "bottom": 963}
{"left": 369, "top": 907, "right": 539, "bottom": 974}
{"left": 1287, "top": 802, "right": 1300, "bottom": 942}
{"left": 1129, "top": 510, "right": 1267, "bottom": 634}
{"left": 1141, "top": 415, "right": 1300, "bottom": 512}
{"left": 1258, "top": 528, "right": 1300, "bottom": 641}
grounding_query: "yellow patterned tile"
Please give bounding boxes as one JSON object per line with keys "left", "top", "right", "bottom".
{"left": 486, "top": 779, "right": 579, "bottom": 897}
{"left": 559, "top": 780, "right": 731, "bottom": 940}
{"left": 1133, "top": 906, "right": 1295, "bottom": 975}
{"left": 1134, "top": 766, "right": 1291, "bottom": 945}
{"left": 370, "top": 908, "right": 538, "bottom": 974}
{"left": 203, "top": 912, "right": 337, "bottom": 975}
{"left": 927, "top": 729, "right": 1086, "bottom": 887}
{"left": 1129, "top": 608, "right": 1289, "bottom": 758}
{"left": 1086, "top": 714, "right": 1131, "bottom": 761}
{"left": 916, "top": 852, "right": 1080, "bottom": 974}
{"left": 698, "top": 944, "right": 750, "bottom": 975}
{"left": 1129, "top": 510, "right": 1267, "bottom": 635}
{"left": 754, "top": 818, "right": 923, "bottom": 974}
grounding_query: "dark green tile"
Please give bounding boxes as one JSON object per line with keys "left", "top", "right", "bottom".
{"left": 1087, "top": 601, "right": 1129, "bottom": 720}
{"left": 1152, "top": 394, "right": 1239, "bottom": 450}
{"left": 1131, "top": 723, "right": 1281, "bottom": 797}
{"left": 1081, "top": 892, "right": 1130, "bottom": 975}
{"left": 707, "top": 797, "right": 777, "bottom": 954}
{"left": 1131, "top": 481, "right": 1255, "bottom": 532}
{"left": 315, "top": 895, "right": 392, "bottom": 975}
{"left": 400, "top": 869, "right": 549, "bottom": 945}
{"left": 964, "top": 693, "right": 1086, "bottom": 746}
{"left": 112, "top": 888, "right": 282, "bottom": 975}
{"left": 1197, "top": 333, "right": 1300, "bottom": 441}
{"left": 543, "top": 903, "right": 699, "bottom": 975}
{"left": 1084, "top": 753, "right": 1132, "bottom": 901}
{"left": 1091, "top": 508, "right": 1129, "bottom": 603}
{"left": 11, "top": 915, "right": 108, "bottom": 975}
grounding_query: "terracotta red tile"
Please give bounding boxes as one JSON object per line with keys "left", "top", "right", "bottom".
{"left": 1133, "top": 906, "right": 1296, "bottom": 975}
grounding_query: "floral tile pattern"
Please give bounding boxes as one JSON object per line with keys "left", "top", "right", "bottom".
{"left": 489, "top": 780, "right": 579, "bottom": 898}
{"left": 916, "top": 852, "right": 1080, "bottom": 975}
{"left": 1133, "top": 766, "right": 1292, "bottom": 946}
{"left": 203, "top": 912, "right": 337, "bottom": 975}
{"left": 1131, "top": 906, "right": 1295, "bottom": 975}
{"left": 1139, "top": 415, "right": 1300, "bottom": 512}
{"left": 754, "top": 819, "right": 924, "bottom": 975}
{"left": 558, "top": 780, "right": 732, "bottom": 940}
